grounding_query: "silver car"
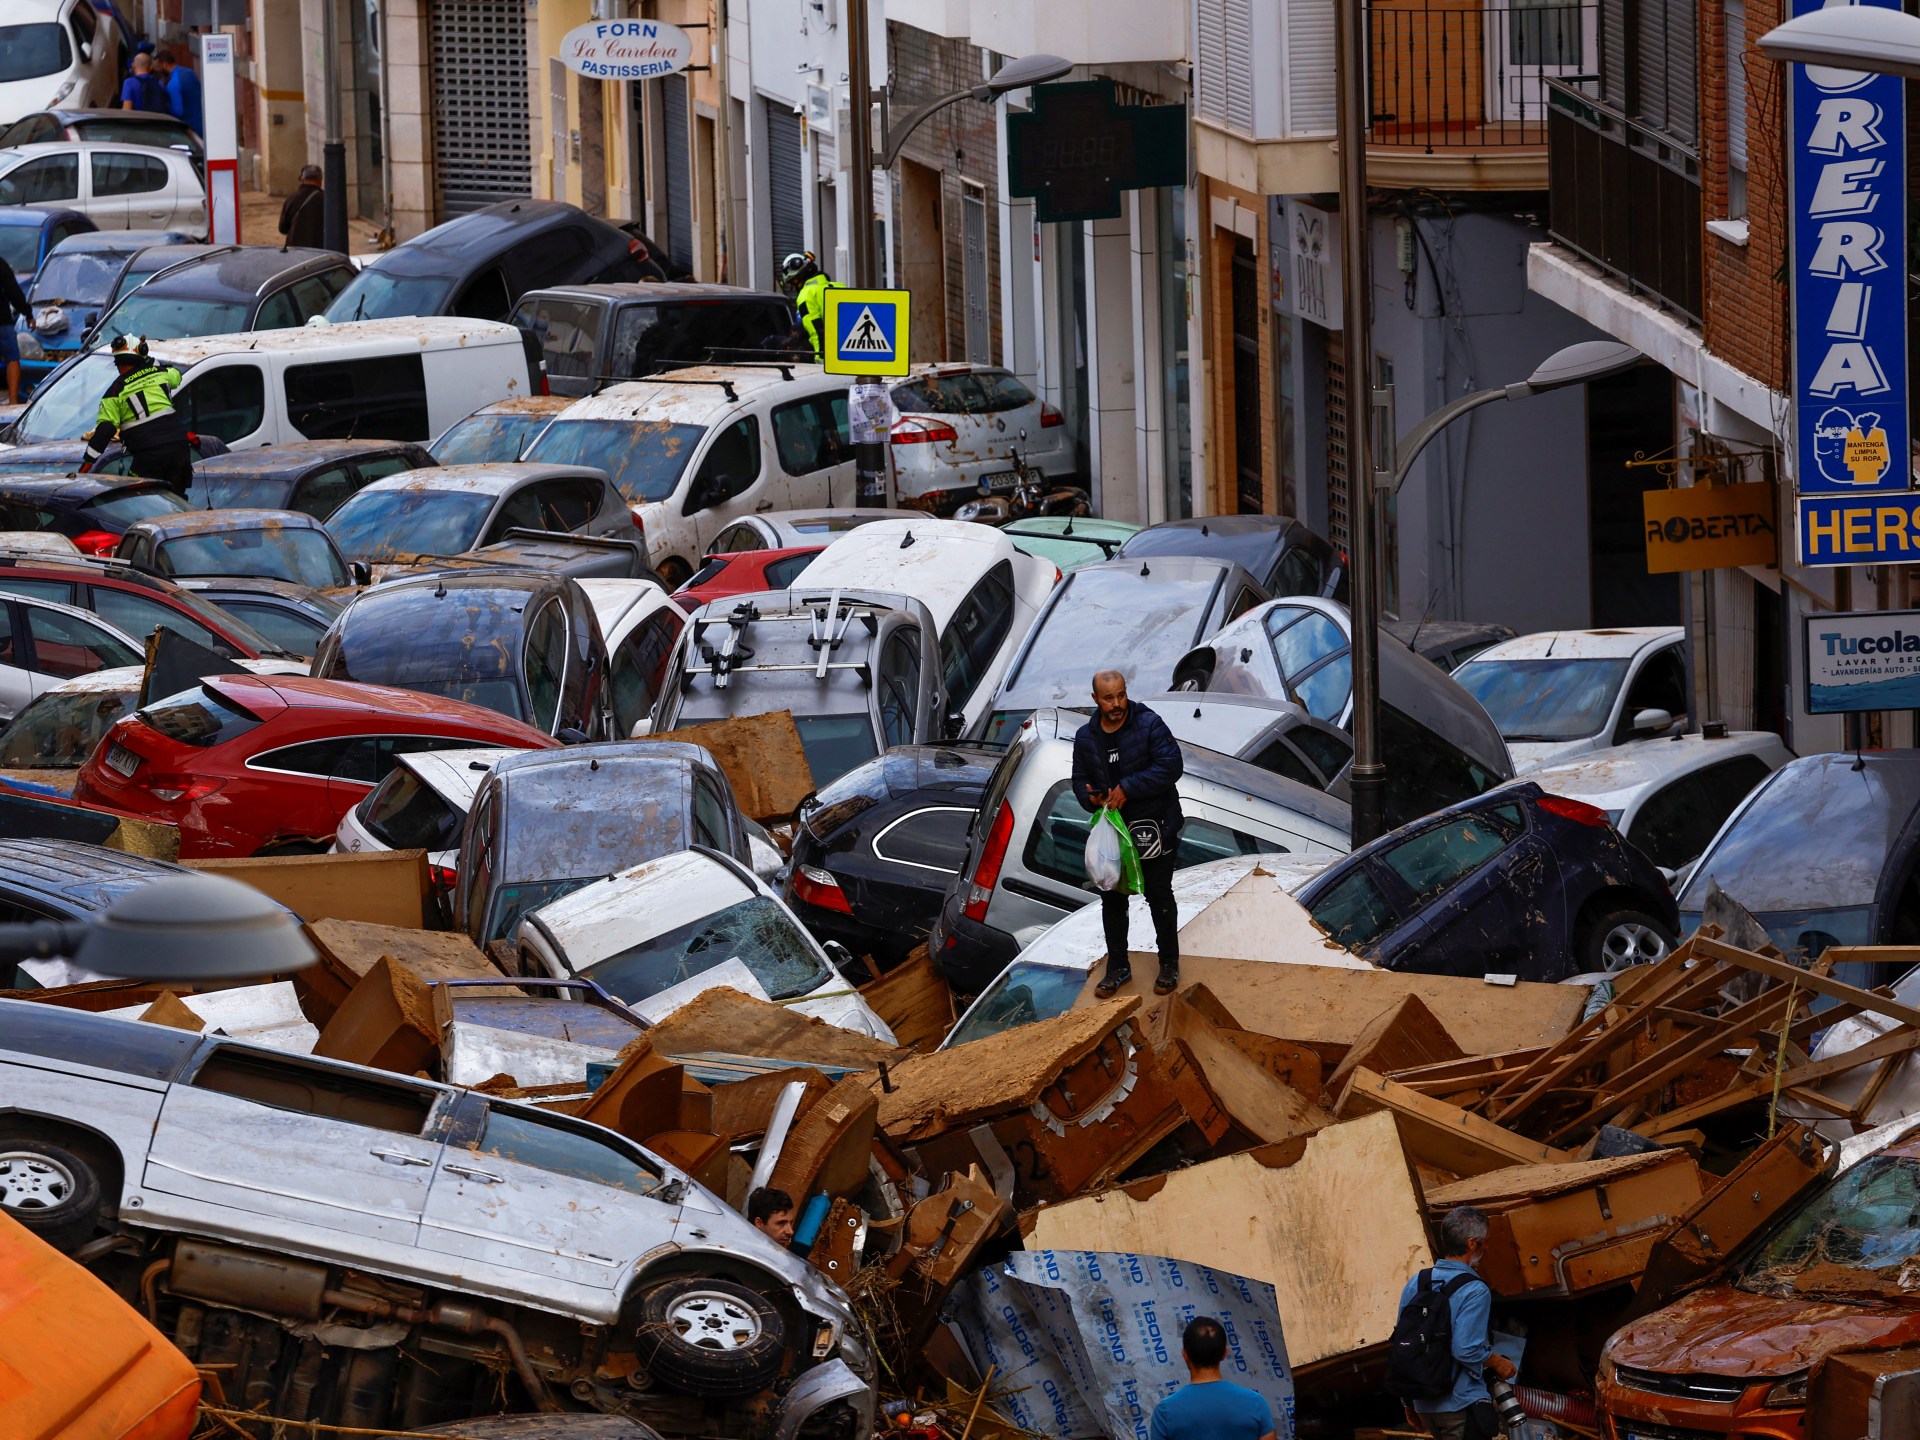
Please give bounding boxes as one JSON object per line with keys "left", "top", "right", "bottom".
{"left": 324, "top": 463, "right": 634, "bottom": 566}
{"left": 0, "top": 999, "right": 874, "bottom": 1433}
{"left": 885, "top": 364, "right": 1076, "bottom": 511}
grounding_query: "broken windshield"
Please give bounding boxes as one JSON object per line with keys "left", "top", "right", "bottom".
{"left": 1739, "top": 1154, "right": 1920, "bottom": 1302}
{"left": 579, "top": 895, "right": 830, "bottom": 1002}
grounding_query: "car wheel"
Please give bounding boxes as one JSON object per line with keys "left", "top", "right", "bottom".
{"left": 656, "top": 556, "right": 692, "bottom": 589}
{"left": 0, "top": 1138, "right": 103, "bottom": 1253}
{"left": 1584, "top": 908, "right": 1675, "bottom": 973}
{"left": 636, "top": 1277, "right": 786, "bottom": 1397}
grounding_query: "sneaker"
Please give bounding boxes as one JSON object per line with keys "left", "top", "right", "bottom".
{"left": 1153, "top": 965, "right": 1179, "bottom": 995}
{"left": 1094, "top": 965, "right": 1132, "bottom": 999}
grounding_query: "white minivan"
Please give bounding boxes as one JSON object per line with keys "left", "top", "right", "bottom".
{"left": 521, "top": 363, "right": 856, "bottom": 585}
{"left": 4, "top": 318, "right": 539, "bottom": 454}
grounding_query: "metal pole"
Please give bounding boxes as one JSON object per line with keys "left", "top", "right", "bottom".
{"left": 843, "top": 0, "right": 889, "bottom": 504}
{"left": 321, "top": 0, "right": 349, "bottom": 253}
{"left": 1336, "top": 0, "right": 1384, "bottom": 846}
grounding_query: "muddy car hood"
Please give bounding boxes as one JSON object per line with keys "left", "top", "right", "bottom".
{"left": 1606, "top": 1285, "right": 1920, "bottom": 1377}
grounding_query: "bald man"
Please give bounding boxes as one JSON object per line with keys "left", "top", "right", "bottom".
{"left": 1071, "top": 670, "right": 1185, "bottom": 997}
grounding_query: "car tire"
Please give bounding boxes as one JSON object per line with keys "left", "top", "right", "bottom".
{"left": 1583, "top": 907, "right": 1676, "bottom": 973}
{"left": 635, "top": 1277, "right": 786, "bottom": 1397}
{"left": 0, "top": 1137, "right": 103, "bottom": 1254}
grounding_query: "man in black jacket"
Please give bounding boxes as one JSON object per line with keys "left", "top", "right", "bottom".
{"left": 1072, "top": 670, "right": 1185, "bottom": 997}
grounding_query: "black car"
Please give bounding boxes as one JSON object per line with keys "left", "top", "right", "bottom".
{"left": 1295, "top": 781, "right": 1680, "bottom": 982}
{"left": 0, "top": 109, "right": 205, "bottom": 166}
{"left": 173, "top": 576, "right": 345, "bottom": 657}
{"left": 1113, "top": 515, "right": 1348, "bottom": 604}
{"left": 86, "top": 244, "right": 355, "bottom": 346}
{"left": 0, "top": 473, "right": 192, "bottom": 555}
{"left": 17, "top": 228, "right": 197, "bottom": 388}
{"left": 1384, "top": 618, "right": 1519, "bottom": 674}
{"left": 510, "top": 283, "right": 798, "bottom": 397}
{"left": 787, "top": 743, "right": 997, "bottom": 972}
{"left": 0, "top": 838, "right": 200, "bottom": 988}
{"left": 185, "top": 440, "right": 436, "bottom": 520}
{"left": 312, "top": 569, "right": 612, "bottom": 741}
{"left": 325, "top": 200, "right": 648, "bottom": 326}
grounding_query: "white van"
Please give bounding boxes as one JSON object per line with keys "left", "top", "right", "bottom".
{"left": 4, "top": 318, "right": 539, "bottom": 454}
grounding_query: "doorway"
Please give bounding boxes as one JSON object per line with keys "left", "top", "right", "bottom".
{"left": 900, "top": 159, "right": 946, "bottom": 359}
{"left": 1231, "top": 238, "right": 1262, "bottom": 514}
{"left": 963, "top": 183, "right": 989, "bottom": 364}
{"left": 1587, "top": 365, "right": 1681, "bottom": 626}
{"left": 578, "top": 77, "right": 606, "bottom": 217}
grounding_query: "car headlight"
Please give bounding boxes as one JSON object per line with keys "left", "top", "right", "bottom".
{"left": 15, "top": 329, "right": 45, "bottom": 362}
{"left": 1763, "top": 1371, "right": 1810, "bottom": 1406}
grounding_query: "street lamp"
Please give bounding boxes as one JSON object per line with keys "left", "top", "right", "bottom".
{"left": 0, "top": 873, "right": 317, "bottom": 982}
{"left": 878, "top": 54, "right": 1075, "bottom": 170}
{"left": 1758, "top": 5, "right": 1920, "bottom": 78}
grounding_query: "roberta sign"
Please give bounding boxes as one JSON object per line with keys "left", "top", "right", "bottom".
{"left": 1805, "top": 609, "right": 1920, "bottom": 714}
{"left": 558, "top": 20, "right": 694, "bottom": 80}
{"left": 1790, "top": 0, "right": 1910, "bottom": 566}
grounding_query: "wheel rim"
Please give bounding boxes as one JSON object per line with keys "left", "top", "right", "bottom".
{"left": 1602, "top": 921, "right": 1670, "bottom": 971}
{"left": 0, "top": 1151, "right": 75, "bottom": 1213}
{"left": 664, "top": 1290, "right": 762, "bottom": 1352}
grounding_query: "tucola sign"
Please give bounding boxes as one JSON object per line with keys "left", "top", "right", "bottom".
{"left": 558, "top": 20, "right": 694, "bottom": 80}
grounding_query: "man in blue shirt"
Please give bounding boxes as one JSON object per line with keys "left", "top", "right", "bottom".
{"left": 1148, "top": 1317, "right": 1276, "bottom": 1440}
{"left": 120, "top": 53, "right": 168, "bottom": 113}
{"left": 156, "top": 49, "right": 204, "bottom": 136}
{"left": 1395, "top": 1206, "right": 1516, "bottom": 1440}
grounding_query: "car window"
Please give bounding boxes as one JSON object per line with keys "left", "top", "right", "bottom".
{"left": 0, "top": 499, "right": 56, "bottom": 532}
{"left": 253, "top": 736, "right": 356, "bottom": 777}
{"left": 1268, "top": 608, "right": 1348, "bottom": 683}
{"left": 285, "top": 354, "right": 430, "bottom": 441}
{"left": 254, "top": 286, "right": 303, "bottom": 331}
{"left": 176, "top": 364, "right": 267, "bottom": 444}
{"left": 0, "top": 578, "right": 75, "bottom": 605}
{"left": 0, "top": 605, "right": 16, "bottom": 666}
{"left": 1379, "top": 813, "right": 1515, "bottom": 905}
{"left": 879, "top": 627, "right": 920, "bottom": 747}
{"left": 765, "top": 551, "right": 814, "bottom": 588}
{"left": 92, "top": 588, "right": 220, "bottom": 650}
{"left": 287, "top": 273, "right": 347, "bottom": 320}
{"left": 515, "top": 297, "right": 606, "bottom": 381}
{"left": 1308, "top": 866, "right": 1399, "bottom": 950}
{"left": 1249, "top": 736, "right": 1324, "bottom": 789}
{"left": 711, "top": 523, "right": 762, "bottom": 554}
{"left": 356, "top": 454, "right": 423, "bottom": 483}
{"left": 360, "top": 767, "right": 462, "bottom": 850}
{"left": 1275, "top": 545, "right": 1322, "bottom": 598}
{"left": 1025, "top": 779, "right": 1276, "bottom": 888}
{"left": 220, "top": 599, "right": 326, "bottom": 655}
{"left": 1620, "top": 645, "right": 1688, "bottom": 735}
{"left": 685, "top": 416, "right": 761, "bottom": 511}
{"left": 476, "top": 1107, "right": 661, "bottom": 1197}
{"left": 464, "top": 786, "right": 497, "bottom": 937}
{"left": 490, "top": 483, "right": 546, "bottom": 540}
{"left": 1379, "top": 702, "right": 1503, "bottom": 829}
{"left": 523, "top": 419, "right": 705, "bottom": 507}
{"left": 452, "top": 267, "right": 512, "bottom": 322}
{"left": 872, "top": 806, "right": 973, "bottom": 870}
{"left": 691, "top": 775, "right": 728, "bottom": 848}
{"left": 608, "top": 610, "right": 677, "bottom": 736}
{"left": 1291, "top": 725, "right": 1353, "bottom": 781}
{"left": 523, "top": 599, "right": 566, "bottom": 733}
{"left": 193, "top": 1047, "right": 435, "bottom": 1134}
{"left": 531, "top": 478, "right": 599, "bottom": 531}
{"left": 92, "top": 152, "right": 168, "bottom": 198}
{"left": 1627, "top": 754, "right": 1775, "bottom": 870}
{"left": 289, "top": 464, "right": 362, "bottom": 519}
{"left": 771, "top": 395, "right": 847, "bottom": 475}
{"left": 25, "top": 605, "right": 139, "bottom": 678}
{"left": 940, "top": 561, "right": 1015, "bottom": 709}
{"left": 0, "top": 155, "right": 79, "bottom": 205}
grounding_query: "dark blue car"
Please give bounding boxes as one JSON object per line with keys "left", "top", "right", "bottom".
{"left": 0, "top": 207, "right": 96, "bottom": 289}
{"left": 1295, "top": 781, "right": 1679, "bottom": 982}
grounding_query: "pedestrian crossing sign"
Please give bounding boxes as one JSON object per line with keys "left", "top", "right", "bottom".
{"left": 823, "top": 288, "right": 911, "bottom": 376}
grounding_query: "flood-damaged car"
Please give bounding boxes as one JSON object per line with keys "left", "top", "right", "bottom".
{"left": 0, "top": 1001, "right": 875, "bottom": 1435}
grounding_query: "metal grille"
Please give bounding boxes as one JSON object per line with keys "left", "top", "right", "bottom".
{"left": 765, "top": 105, "right": 805, "bottom": 261}
{"left": 1614, "top": 1367, "right": 1749, "bottom": 1403}
{"left": 1325, "top": 330, "right": 1350, "bottom": 550}
{"left": 430, "top": 0, "right": 532, "bottom": 219}
{"left": 662, "top": 73, "right": 693, "bottom": 270}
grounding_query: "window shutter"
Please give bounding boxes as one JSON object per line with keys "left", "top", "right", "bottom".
{"left": 1224, "top": 0, "right": 1256, "bottom": 133}
{"left": 1600, "top": 0, "right": 1629, "bottom": 111}
{"left": 1286, "top": 0, "right": 1337, "bottom": 133}
{"left": 1197, "top": 0, "right": 1228, "bottom": 125}
{"left": 1726, "top": 0, "right": 1748, "bottom": 169}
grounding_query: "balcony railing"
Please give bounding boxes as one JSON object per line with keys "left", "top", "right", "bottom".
{"left": 1367, "top": 0, "right": 1597, "bottom": 149}
{"left": 1545, "top": 79, "right": 1702, "bottom": 322}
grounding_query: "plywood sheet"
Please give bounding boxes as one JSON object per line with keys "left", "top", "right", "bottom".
{"left": 639, "top": 986, "right": 900, "bottom": 1070}
{"left": 647, "top": 710, "right": 813, "bottom": 822}
{"left": 1024, "top": 1112, "right": 1431, "bottom": 1368}
{"left": 860, "top": 949, "right": 956, "bottom": 1053}
{"left": 1326, "top": 993, "right": 1466, "bottom": 1099}
{"left": 1424, "top": 1151, "right": 1677, "bottom": 1210}
{"left": 1337, "top": 1068, "right": 1570, "bottom": 1175}
{"left": 187, "top": 849, "right": 430, "bottom": 928}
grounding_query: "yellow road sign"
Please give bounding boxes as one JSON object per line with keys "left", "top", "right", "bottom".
{"left": 823, "top": 288, "right": 911, "bottom": 376}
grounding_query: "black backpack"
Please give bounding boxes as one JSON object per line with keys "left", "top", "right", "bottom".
{"left": 1384, "top": 1269, "right": 1478, "bottom": 1402}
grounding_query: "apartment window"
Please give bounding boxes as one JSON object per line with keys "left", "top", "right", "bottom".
{"left": 1600, "top": 0, "right": 1698, "bottom": 143}
{"left": 1725, "top": 0, "right": 1748, "bottom": 219}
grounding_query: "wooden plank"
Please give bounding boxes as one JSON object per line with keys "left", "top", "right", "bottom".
{"left": 1024, "top": 1111, "right": 1431, "bottom": 1368}
{"left": 186, "top": 849, "right": 431, "bottom": 929}
{"left": 1326, "top": 993, "right": 1466, "bottom": 1099}
{"left": 1692, "top": 936, "right": 1920, "bottom": 1030}
{"left": 857, "top": 950, "right": 955, "bottom": 1053}
{"left": 1640, "top": 1026, "right": 1920, "bottom": 1136}
{"left": 1335, "top": 1068, "right": 1572, "bottom": 1175}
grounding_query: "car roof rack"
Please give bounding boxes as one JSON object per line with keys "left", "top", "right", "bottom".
{"left": 588, "top": 373, "right": 740, "bottom": 402}
{"left": 684, "top": 588, "right": 888, "bottom": 690}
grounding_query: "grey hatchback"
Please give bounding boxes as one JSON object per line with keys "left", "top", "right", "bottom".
{"left": 323, "top": 464, "right": 632, "bottom": 565}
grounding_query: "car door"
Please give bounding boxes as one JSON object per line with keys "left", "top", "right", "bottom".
{"left": 607, "top": 606, "right": 680, "bottom": 736}
{"left": 287, "top": 463, "right": 363, "bottom": 519}
{"left": 0, "top": 154, "right": 81, "bottom": 215}
{"left": 679, "top": 415, "right": 772, "bottom": 553}
{"left": 141, "top": 1042, "right": 446, "bottom": 1246}
{"left": 420, "top": 1092, "right": 679, "bottom": 1293}
{"left": 91, "top": 151, "right": 172, "bottom": 230}
{"left": 1614, "top": 643, "right": 1689, "bottom": 741}
{"left": 769, "top": 390, "right": 852, "bottom": 510}
{"left": 1368, "top": 801, "right": 1531, "bottom": 977}
{"left": 0, "top": 603, "right": 33, "bottom": 719}
{"left": 17, "top": 597, "right": 141, "bottom": 707}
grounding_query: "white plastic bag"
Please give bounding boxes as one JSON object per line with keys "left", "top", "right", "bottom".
{"left": 1085, "top": 806, "right": 1124, "bottom": 892}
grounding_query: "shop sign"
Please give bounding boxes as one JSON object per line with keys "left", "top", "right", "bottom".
{"left": 558, "top": 20, "right": 693, "bottom": 80}
{"left": 1805, "top": 608, "right": 1920, "bottom": 713}
{"left": 1642, "top": 483, "right": 1777, "bottom": 573}
{"left": 1284, "top": 200, "right": 1341, "bottom": 330}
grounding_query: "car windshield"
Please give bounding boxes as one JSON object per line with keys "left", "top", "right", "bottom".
{"left": 0, "top": 25, "right": 71, "bottom": 83}
{"left": 325, "top": 488, "right": 495, "bottom": 561}
{"left": 523, "top": 419, "right": 703, "bottom": 505}
{"left": 1739, "top": 1154, "right": 1920, "bottom": 1303}
{"left": 154, "top": 528, "right": 348, "bottom": 588}
{"left": 0, "top": 685, "right": 136, "bottom": 767}
{"left": 87, "top": 488, "right": 194, "bottom": 526}
{"left": 99, "top": 294, "right": 250, "bottom": 342}
{"left": 1454, "top": 657, "right": 1631, "bottom": 741}
{"left": 431, "top": 413, "right": 553, "bottom": 465}
{"left": 30, "top": 251, "right": 125, "bottom": 308}
{"left": 946, "top": 963, "right": 1089, "bottom": 1048}
{"left": 325, "top": 267, "right": 455, "bottom": 322}
{"left": 16, "top": 354, "right": 126, "bottom": 443}
{"left": 577, "top": 895, "right": 832, "bottom": 1003}
{"left": 1008, "top": 570, "right": 1222, "bottom": 699}
{"left": 486, "top": 878, "right": 595, "bottom": 946}
{"left": 792, "top": 713, "right": 879, "bottom": 786}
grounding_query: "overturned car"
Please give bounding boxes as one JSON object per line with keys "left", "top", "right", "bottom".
{"left": 0, "top": 1001, "right": 874, "bottom": 1436}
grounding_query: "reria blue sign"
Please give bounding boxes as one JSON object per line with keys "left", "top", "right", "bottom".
{"left": 1792, "top": 0, "right": 1909, "bottom": 566}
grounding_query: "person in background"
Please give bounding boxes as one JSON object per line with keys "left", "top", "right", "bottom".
{"left": 0, "top": 255, "right": 29, "bottom": 404}
{"left": 1149, "top": 1317, "right": 1276, "bottom": 1440}
{"left": 121, "top": 53, "right": 168, "bottom": 113}
{"left": 83, "top": 335, "right": 191, "bottom": 493}
{"left": 746, "top": 1186, "right": 796, "bottom": 1246}
{"left": 1395, "top": 1205, "right": 1516, "bottom": 1440}
{"left": 155, "top": 48, "right": 204, "bottom": 137}
{"left": 280, "top": 165, "right": 326, "bottom": 251}
{"left": 779, "top": 251, "right": 842, "bottom": 361}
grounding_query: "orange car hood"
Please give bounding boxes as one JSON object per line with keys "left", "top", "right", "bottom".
{"left": 1607, "top": 1286, "right": 1920, "bottom": 1377}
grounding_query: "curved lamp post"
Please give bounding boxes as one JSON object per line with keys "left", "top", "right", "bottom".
{"left": 879, "top": 53, "right": 1074, "bottom": 169}
{"left": 1757, "top": 5, "right": 1920, "bottom": 78}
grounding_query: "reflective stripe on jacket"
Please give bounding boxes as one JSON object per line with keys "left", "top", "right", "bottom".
{"left": 796, "top": 273, "right": 842, "bottom": 359}
{"left": 87, "top": 363, "right": 188, "bottom": 459}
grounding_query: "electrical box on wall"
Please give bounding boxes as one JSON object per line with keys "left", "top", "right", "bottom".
{"left": 1394, "top": 218, "right": 1416, "bottom": 275}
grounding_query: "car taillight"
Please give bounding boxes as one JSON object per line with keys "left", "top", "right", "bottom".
{"left": 1040, "top": 402, "right": 1064, "bottom": 428}
{"left": 429, "top": 863, "right": 457, "bottom": 891}
{"left": 890, "top": 419, "right": 958, "bottom": 445}
{"left": 1537, "top": 794, "right": 1612, "bottom": 828}
{"left": 72, "top": 529, "right": 118, "bottom": 557}
{"left": 963, "top": 801, "right": 1015, "bottom": 923}
{"left": 138, "top": 774, "right": 227, "bottom": 804}
{"left": 630, "top": 508, "right": 646, "bottom": 539}
{"left": 793, "top": 864, "right": 853, "bottom": 914}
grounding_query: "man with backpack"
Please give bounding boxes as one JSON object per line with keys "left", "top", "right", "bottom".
{"left": 1386, "top": 1206, "right": 1516, "bottom": 1439}
{"left": 119, "top": 53, "right": 170, "bottom": 114}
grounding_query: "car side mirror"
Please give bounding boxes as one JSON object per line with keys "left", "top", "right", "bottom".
{"left": 823, "top": 939, "right": 856, "bottom": 974}
{"left": 556, "top": 725, "right": 591, "bottom": 744}
{"left": 1631, "top": 707, "right": 1675, "bottom": 736}
{"left": 348, "top": 560, "right": 372, "bottom": 585}
{"left": 943, "top": 708, "right": 966, "bottom": 740}
{"left": 629, "top": 717, "right": 653, "bottom": 737}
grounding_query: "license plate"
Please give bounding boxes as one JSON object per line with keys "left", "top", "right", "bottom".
{"left": 977, "top": 471, "right": 1017, "bottom": 495}
{"left": 104, "top": 743, "right": 140, "bottom": 778}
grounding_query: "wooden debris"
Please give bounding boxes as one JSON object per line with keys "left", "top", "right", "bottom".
{"left": 1325, "top": 992, "right": 1466, "bottom": 1102}
{"left": 646, "top": 710, "right": 814, "bottom": 821}
{"left": 187, "top": 848, "right": 433, "bottom": 928}
{"left": 1335, "top": 1067, "right": 1572, "bottom": 1175}
{"left": 639, "top": 986, "right": 902, "bottom": 1070}
{"left": 859, "top": 948, "right": 957, "bottom": 1053}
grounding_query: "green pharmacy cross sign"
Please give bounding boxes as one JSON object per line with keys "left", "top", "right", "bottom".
{"left": 1007, "top": 81, "right": 1187, "bottom": 223}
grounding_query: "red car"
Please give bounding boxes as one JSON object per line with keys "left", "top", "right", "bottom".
{"left": 73, "top": 673, "right": 559, "bottom": 857}
{"left": 674, "top": 546, "right": 825, "bottom": 609}
{"left": 0, "top": 554, "right": 280, "bottom": 659}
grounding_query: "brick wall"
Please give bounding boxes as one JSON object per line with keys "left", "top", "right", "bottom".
{"left": 887, "top": 23, "right": 1001, "bottom": 363}
{"left": 1698, "top": 0, "right": 1787, "bottom": 393}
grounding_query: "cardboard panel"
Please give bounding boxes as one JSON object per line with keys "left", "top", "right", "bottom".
{"left": 313, "top": 955, "right": 449, "bottom": 1074}
{"left": 646, "top": 710, "right": 813, "bottom": 822}
{"left": 186, "top": 849, "right": 431, "bottom": 929}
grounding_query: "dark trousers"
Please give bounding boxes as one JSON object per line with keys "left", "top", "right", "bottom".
{"left": 1100, "top": 851, "right": 1178, "bottom": 974}
{"left": 128, "top": 447, "right": 193, "bottom": 496}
